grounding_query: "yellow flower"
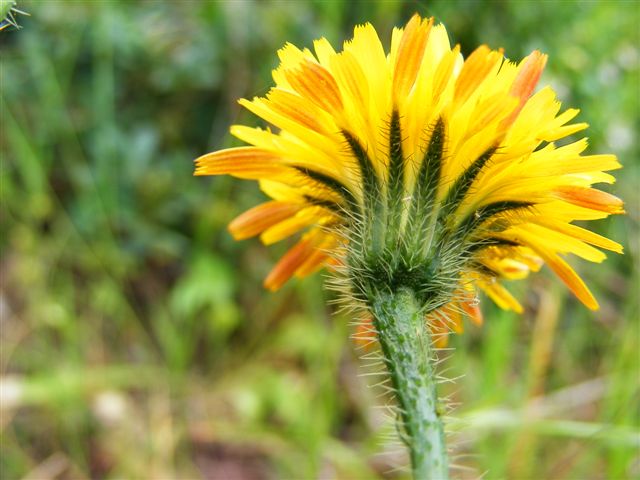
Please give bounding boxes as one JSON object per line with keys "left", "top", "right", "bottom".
{"left": 195, "top": 14, "right": 623, "bottom": 342}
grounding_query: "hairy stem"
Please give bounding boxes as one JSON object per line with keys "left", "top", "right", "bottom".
{"left": 370, "top": 289, "right": 448, "bottom": 479}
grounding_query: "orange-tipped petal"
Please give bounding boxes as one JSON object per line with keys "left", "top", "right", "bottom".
{"left": 460, "top": 298, "right": 484, "bottom": 326}
{"left": 537, "top": 250, "right": 599, "bottom": 310}
{"left": 263, "top": 236, "right": 316, "bottom": 291}
{"left": 266, "top": 88, "right": 333, "bottom": 134}
{"left": 511, "top": 50, "right": 547, "bottom": 105}
{"left": 293, "top": 249, "right": 329, "bottom": 277}
{"left": 553, "top": 186, "right": 625, "bottom": 214}
{"left": 502, "top": 50, "right": 547, "bottom": 127}
{"left": 228, "top": 201, "right": 302, "bottom": 240}
{"left": 285, "top": 60, "right": 343, "bottom": 116}
{"left": 393, "top": 14, "right": 433, "bottom": 101}
{"left": 194, "top": 147, "right": 284, "bottom": 178}
{"left": 455, "top": 45, "right": 504, "bottom": 104}
{"left": 294, "top": 236, "right": 336, "bottom": 278}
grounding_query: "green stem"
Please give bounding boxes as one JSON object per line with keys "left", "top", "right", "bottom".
{"left": 370, "top": 288, "right": 448, "bottom": 480}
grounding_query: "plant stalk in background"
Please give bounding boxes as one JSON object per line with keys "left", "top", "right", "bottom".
{"left": 195, "top": 14, "right": 623, "bottom": 478}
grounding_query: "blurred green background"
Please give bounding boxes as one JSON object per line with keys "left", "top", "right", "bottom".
{"left": 1, "top": 1, "right": 638, "bottom": 479}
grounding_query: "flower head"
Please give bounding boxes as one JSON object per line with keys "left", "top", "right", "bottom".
{"left": 195, "top": 15, "right": 623, "bottom": 343}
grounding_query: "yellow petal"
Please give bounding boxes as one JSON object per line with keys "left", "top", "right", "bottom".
{"left": 481, "top": 281, "right": 524, "bottom": 313}
{"left": 313, "top": 37, "right": 336, "bottom": 67}
{"left": 260, "top": 207, "right": 329, "bottom": 245}
{"left": 524, "top": 241, "right": 599, "bottom": 310}
{"left": 533, "top": 220, "right": 623, "bottom": 254}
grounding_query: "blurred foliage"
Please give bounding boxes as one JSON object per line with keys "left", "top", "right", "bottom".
{"left": 1, "top": 1, "right": 638, "bottom": 479}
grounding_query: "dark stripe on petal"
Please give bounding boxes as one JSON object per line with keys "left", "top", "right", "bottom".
{"left": 292, "top": 166, "right": 358, "bottom": 214}
{"left": 470, "top": 262, "right": 499, "bottom": 278}
{"left": 466, "top": 237, "right": 521, "bottom": 253}
{"left": 456, "top": 201, "right": 533, "bottom": 239}
{"left": 387, "top": 110, "right": 405, "bottom": 218}
{"left": 302, "top": 195, "right": 345, "bottom": 216}
{"left": 439, "top": 146, "right": 497, "bottom": 222}
{"left": 415, "top": 118, "right": 445, "bottom": 212}
{"left": 385, "top": 110, "right": 406, "bottom": 249}
{"left": 342, "top": 130, "right": 381, "bottom": 206}
{"left": 342, "top": 130, "right": 384, "bottom": 251}
{"left": 409, "top": 118, "right": 445, "bottom": 254}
